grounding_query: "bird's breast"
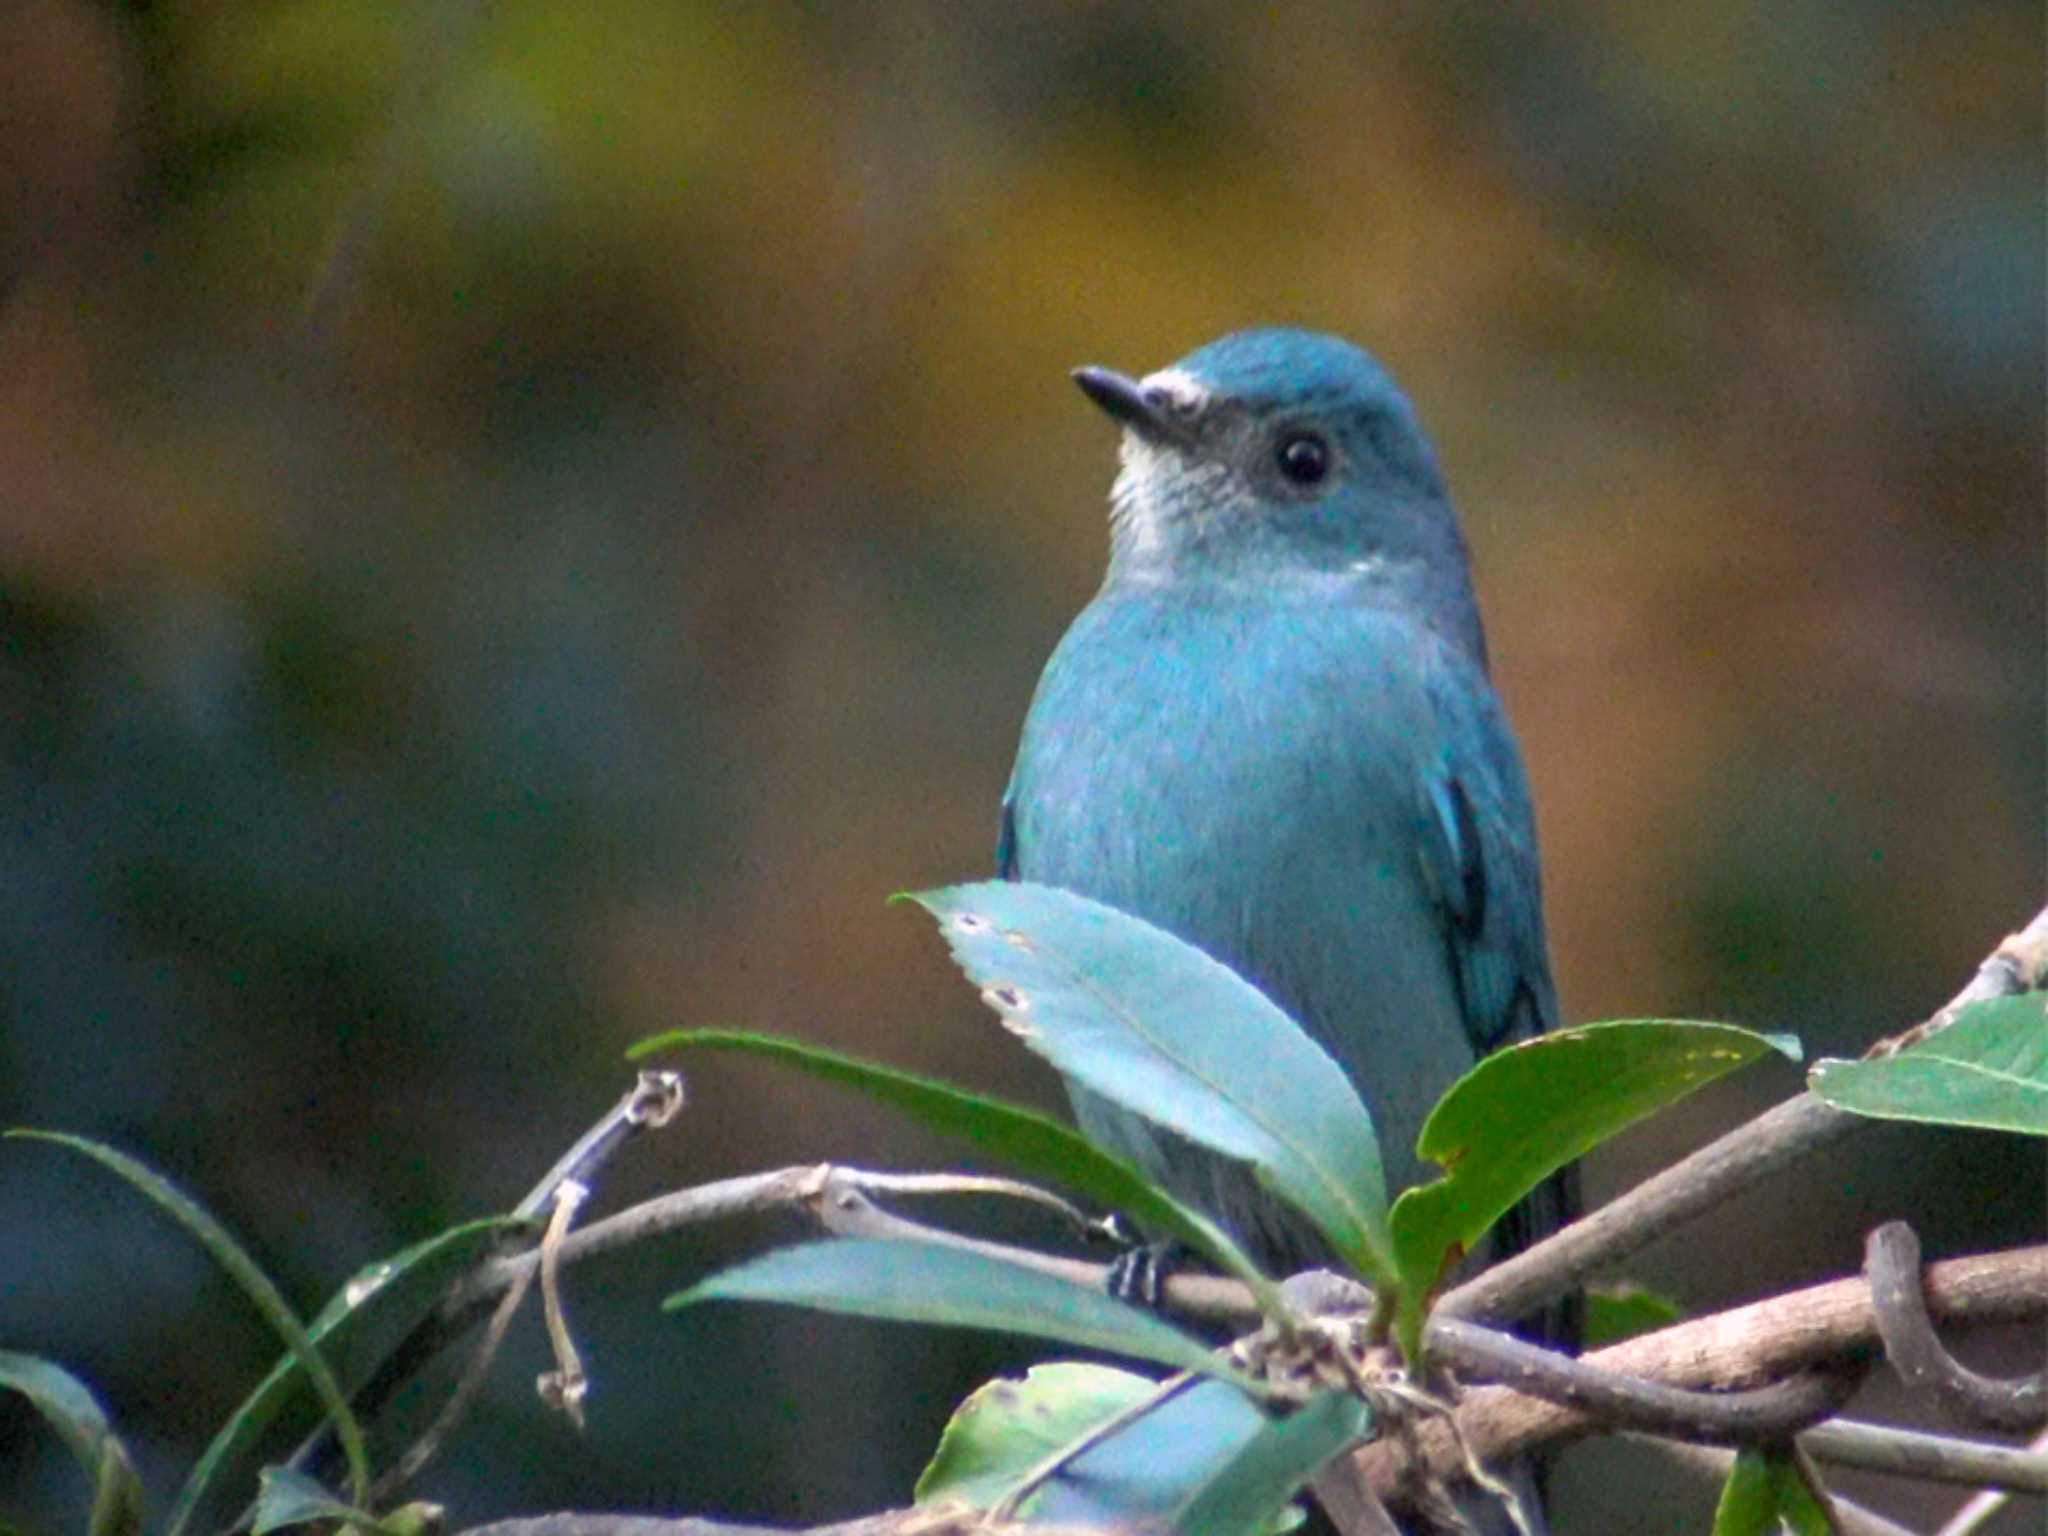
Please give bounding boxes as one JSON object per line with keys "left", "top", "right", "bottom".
{"left": 1014, "top": 591, "right": 1425, "bottom": 882}
{"left": 1007, "top": 589, "right": 1480, "bottom": 1196}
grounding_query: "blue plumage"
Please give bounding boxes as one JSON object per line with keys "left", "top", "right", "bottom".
{"left": 1001, "top": 327, "right": 1572, "bottom": 1287}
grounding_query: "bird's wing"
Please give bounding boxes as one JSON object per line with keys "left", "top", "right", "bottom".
{"left": 995, "top": 796, "right": 1020, "bottom": 879}
{"left": 1417, "top": 651, "right": 1580, "bottom": 1344}
{"left": 1414, "top": 654, "right": 1558, "bottom": 1057}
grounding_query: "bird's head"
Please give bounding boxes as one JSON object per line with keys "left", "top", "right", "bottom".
{"left": 1073, "top": 329, "right": 1477, "bottom": 633}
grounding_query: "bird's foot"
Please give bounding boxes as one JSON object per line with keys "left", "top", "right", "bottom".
{"left": 1105, "top": 1239, "right": 1193, "bottom": 1310}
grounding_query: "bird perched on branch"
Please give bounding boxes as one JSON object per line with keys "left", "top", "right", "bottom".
{"left": 998, "top": 324, "right": 1576, "bottom": 1348}
{"left": 999, "top": 327, "right": 1573, "bottom": 1530}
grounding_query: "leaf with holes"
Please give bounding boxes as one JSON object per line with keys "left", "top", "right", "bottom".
{"left": 1809, "top": 993, "right": 2048, "bottom": 1136}
{"left": 919, "top": 1363, "right": 1159, "bottom": 1510}
{"left": 907, "top": 882, "right": 1391, "bottom": 1288}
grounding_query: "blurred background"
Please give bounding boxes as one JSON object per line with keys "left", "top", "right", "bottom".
{"left": 1, "top": 2, "right": 2040, "bottom": 1531}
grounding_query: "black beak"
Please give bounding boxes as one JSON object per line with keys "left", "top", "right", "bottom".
{"left": 1071, "top": 366, "right": 1192, "bottom": 446}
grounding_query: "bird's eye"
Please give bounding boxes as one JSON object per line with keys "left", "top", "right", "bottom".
{"left": 1275, "top": 431, "right": 1330, "bottom": 486}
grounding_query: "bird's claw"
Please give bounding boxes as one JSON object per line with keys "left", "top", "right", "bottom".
{"left": 1105, "top": 1239, "right": 1190, "bottom": 1310}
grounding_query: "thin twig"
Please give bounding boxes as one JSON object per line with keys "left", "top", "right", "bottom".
{"left": 478, "top": 1163, "right": 1148, "bottom": 1298}
{"left": 319, "top": 1161, "right": 1197, "bottom": 1498}
{"left": 1865, "top": 1221, "right": 2044, "bottom": 1432}
{"left": 535, "top": 1179, "right": 591, "bottom": 1429}
{"left": 516, "top": 1071, "right": 686, "bottom": 1221}
{"left": 457, "top": 1514, "right": 1094, "bottom": 1536}
{"left": 1438, "top": 903, "right": 2048, "bottom": 1332}
{"left": 371, "top": 1257, "right": 536, "bottom": 1502}
{"left": 1428, "top": 1318, "right": 1862, "bottom": 1444}
{"left": 302, "top": 1075, "right": 685, "bottom": 1503}
{"left": 823, "top": 1169, "right": 1099, "bottom": 1235}
{"left": 1933, "top": 1424, "right": 2048, "bottom": 1536}
{"left": 1797, "top": 1418, "right": 2048, "bottom": 1493}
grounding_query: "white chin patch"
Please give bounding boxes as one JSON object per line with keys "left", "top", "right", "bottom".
{"left": 1104, "top": 368, "right": 1236, "bottom": 568}
{"left": 1109, "top": 430, "right": 1234, "bottom": 568}
{"left": 1108, "top": 434, "right": 1178, "bottom": 563}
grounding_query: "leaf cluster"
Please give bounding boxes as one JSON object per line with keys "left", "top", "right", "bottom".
{"left": 6, "top": 884, "right": 2042, "bottom": 1536}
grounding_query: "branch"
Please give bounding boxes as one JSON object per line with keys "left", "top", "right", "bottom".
{"left": 342, "top": 1162, "right": 1144, "bottom": 1503}
{"left": 1865, "top": 1221, "right": 2044, "bottom": 1432}
{"left": 1796, "top": 1418, "right": 2048, "bottom": 1493}
{"left": 333, "top": 907, "right": 2048, "bottom": 1525}
{"left": 1436, "top": 903, "right": 2048, "bottom": 1331}
{"left": 395, "top": 1175, "right": 2043, "bottom": 1505}
{"left": 441, "top": 1245, "right": 2048, "bottom": 1536}
{"left": 457, "top": 1514, "right": 1097, "bottom": 1536}
{"left": 1426, "top": 1320, "right": 1860, "bottom": 1444}
{"left": 1934, "top": 1425, "right": 2048, "bottom": 1536}
{"left": 1347, "top": 1243, "right": 2048, "bottom": 1496}
{"left": 467, "top": 1177, "right": 2046, "bottom": 1511}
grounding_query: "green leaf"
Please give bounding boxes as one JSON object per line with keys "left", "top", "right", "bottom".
{"left": 1808, "top": 993, "right": 2048, "bottom": 1136}
{"left": 997, "top": 1378, "right": 1291, "bottom": 1531}
{"left": 0, "top": 1353, "right": 144, "bottom": 1536}
{"left": 1711, "top": 1447, "right": 1831, "bottom": 1536}
{"left": 1581, "top": 1282, "right": 1686, "bottom": 1346}
{"left": 6, "top": 1130, "right": 374, "bottom": 1508}
{"left": 1169, "top": 1391, "right": 1370, "bottom": 1536}
{"left": 916, "top": 1362, "right": 1162, "bottom": 1510}
{"left": 915, "top": 1363, "right": 1310, "bottom": 1532}
{"left": 669, "top": 1238, "right": 1248, "bottom": 1387}
{"left": 629, "top": 1026, "right": 1281, "bottom": 1313}
{"left": 168, "top": 1217, "right": 526, "bottom": 1536}
{"left": 1387, "top": 1020, "right": 1799, "bottom": 1355}
{"left": 906, "top": 881, "right": 1392, "bottom": 1288}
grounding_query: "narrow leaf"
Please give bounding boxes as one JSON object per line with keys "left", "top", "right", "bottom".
{"left": 168, "top": 1217, "right": 525, "bottom": 1536}
{"left": 1169, "top": 1390, "right": 1370, "bottom": 1536}
{"left": 0, "top": 1353, "right": 144, "bottom": 1536}
{"left": 629, "top": 1027, "right": 1280, "bottom": 1311}
{"left": 6, "top": 1131, "right": 374, "bottom": 1507}
{"left": 908, "top": 881, "right": 1391, "bottom": 1286}
{"left": 1387, "top": 1020, "right": 1799, "bottom": 1354}
{"left": 1809, "top": 993, "right": 2048, "bottom": 1136}
{"left": 669, "top": 1238, "right": 1247, "bottom": 1387}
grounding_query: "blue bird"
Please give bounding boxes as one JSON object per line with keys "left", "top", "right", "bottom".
{"left": 999, "top": 326, "right": 1574, "bottom": 1307}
